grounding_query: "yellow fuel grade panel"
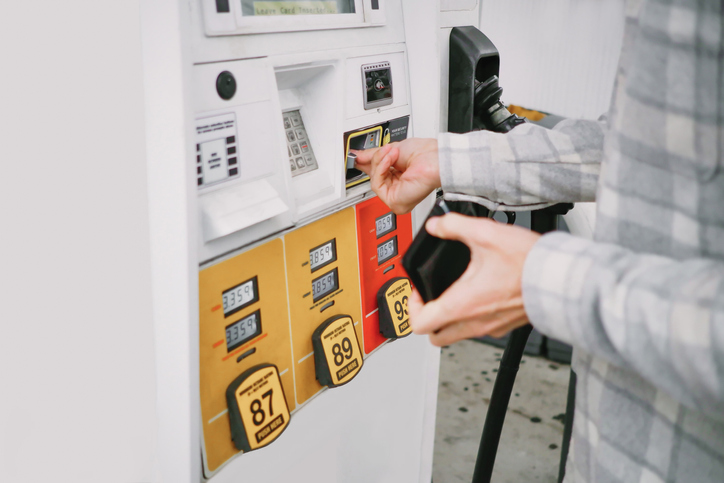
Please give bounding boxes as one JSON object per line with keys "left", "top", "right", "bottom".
{"left": 284, "top": 207, "right": 364, "bottom": 404}
{"left": 199, "top": 238, "right": 295, "bottom": 475}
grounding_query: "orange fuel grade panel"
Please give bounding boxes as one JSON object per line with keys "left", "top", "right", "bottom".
{"left": 355, "top": 196, "right": 413, "bottom": 353}
{"left": 199, "top": 238, "right": 295, "bottom": 475}
{"left": 284, "top": 207, "right": 364, "bottom": 404}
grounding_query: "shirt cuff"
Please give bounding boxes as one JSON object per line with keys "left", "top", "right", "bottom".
{"left": 438, "top": 131, "right": 497, "bottom": 198}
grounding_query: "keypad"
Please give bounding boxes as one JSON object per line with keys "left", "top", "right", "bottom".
{"left": 283, "top": 110, "right": 318, "bottom": 177}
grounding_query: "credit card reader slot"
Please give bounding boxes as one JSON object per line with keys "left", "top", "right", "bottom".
{"left": 345, "top": 126, "right": 383, "bottom": 188}
{"left": 343, "top": 116, "right": 409, "bottom": 190}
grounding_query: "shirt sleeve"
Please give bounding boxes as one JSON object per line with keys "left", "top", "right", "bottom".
{"left": 438, "top": 118, "right": 605, "bottom": 208}
{"left": 523, "top": 232, "right": 724, "bottom": 420}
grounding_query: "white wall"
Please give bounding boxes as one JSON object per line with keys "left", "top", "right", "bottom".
{"left": 0, "top": 2, "right": 158, "bottom": 482}
{"left": 480, "top": 0, "right": 626, "bottom": 120}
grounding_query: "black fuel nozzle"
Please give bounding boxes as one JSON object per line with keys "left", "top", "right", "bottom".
{"left": 473, "top": 75, "right": 526, "bottom": 133}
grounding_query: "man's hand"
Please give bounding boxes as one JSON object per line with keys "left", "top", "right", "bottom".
{"left": 353, "top": 138, "right": 441, "bottom": 214}
{"left": 408, "top": 213, "right": 540, "bottom": 347}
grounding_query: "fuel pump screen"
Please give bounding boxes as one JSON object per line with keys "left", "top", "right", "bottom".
{"left": 242, "top": 0, "right": 355, "bottom": 16}
{"left": 310, "top": 240, "right": 337, "bottom": 272}
{"left": 375, "top": 212, "right": 396, "bottom": 238}
{"left": 225, "top": 310, "right": 262, "bottom": 351}
{"left": 312, "top": 268, "right": 339, "bottom": 301}
{"left": 223, "top": 277, "right": 259, "bottom": 317}
{"left": 377, "top": 236, "right": 398, "bottom": 265}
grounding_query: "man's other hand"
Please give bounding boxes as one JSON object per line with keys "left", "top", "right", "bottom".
{"left": 408, "top": 213, "right": 540, "bottom": 347}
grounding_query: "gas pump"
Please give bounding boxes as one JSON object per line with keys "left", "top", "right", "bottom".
{"left": 188, "top": 1, "right": 441, "bottom": 481}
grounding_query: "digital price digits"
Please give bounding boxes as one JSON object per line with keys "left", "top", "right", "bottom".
{"left": 312, "top": 268, "right": 338, "bottom": 301}
{"left": 375, "top": 212, "right": 396, "bottom": 238}
{"left": 222, "top": 277, "right": 258, "bottom": 317}
{"left": 225, "top": 310, "right": 261, "bottom": 352}
{"left": 309, "top": 240, "right": 336, "bottom": 271}
{"left": 377, "top": 236, "right": 398, "bottom": 265}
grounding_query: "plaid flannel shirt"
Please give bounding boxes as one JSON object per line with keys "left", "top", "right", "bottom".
{"left": 438, "top": 0, "right": 724, "bottom": 481}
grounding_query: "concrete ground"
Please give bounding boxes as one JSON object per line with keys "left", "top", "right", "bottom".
{"left": 433, "top": 340, "right": 571, "bottom": 483}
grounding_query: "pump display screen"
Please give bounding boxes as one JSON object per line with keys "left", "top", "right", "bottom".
{"left": 312, "top": 268, "right": 339, "bottom": 302}
{"left": 222, "top": 277, "right": 259, "bottom": 317}
{"left": 242, "top": 0, "right": 355, "bottom": 16}
{"left": 225, "top": 310, "right": 262, "bottom": 352}
{"left": 375, "top": 212, "right": 396, "bottom": 238}
{"left": 310, "top": 240, "right": 337, "bottom": 272}
{"left": 377, "top": 236, "right": 398, "bottom": 265}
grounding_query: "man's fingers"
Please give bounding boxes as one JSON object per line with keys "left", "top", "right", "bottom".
{"left": 425, "top": 213, "right": 499, "bottom": 249}
{"left": 427, "top": 310, "right": 529, "bottom": 347}
{"left": 426, "top": 320, "right": 482, "bottom": 347}
{"left": 410, "top": 276, "right": 525, "bottom": 336}
{"left": 370, "top": 146, "right": 398, "bottom": 196}
{"left": 351, "top": 146, "right": 380, "bottom": 174}
{"left": 353, "top": 144, "right": 391, "bottom": 175}
{"left": 408, "top": 289, "right": 424, "bottom": 316}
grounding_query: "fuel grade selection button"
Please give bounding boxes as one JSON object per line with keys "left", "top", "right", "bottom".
{"left": 312, "top": 315, "right": 363, "bottom": 387}
{"left": 377, "top": 277, "right": 412, "bottom": 339}
{"left": 226, "top": 364, "right": 290, "bottom": 453}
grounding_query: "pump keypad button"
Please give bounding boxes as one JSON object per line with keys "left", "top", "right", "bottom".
{"left": 377, "top": 277, "right": 413, "bottom": 339}
{"left": 216, "top": 71, "right": 237, "bottom": 100}
{"left": 226, "top": 364, "right": 290, "bottom": 452}
{"left": 312, "top": 315, "right": 363, "bottom": 387}
{"left": 283, "top": 109, "right": 319, "bottom": 177}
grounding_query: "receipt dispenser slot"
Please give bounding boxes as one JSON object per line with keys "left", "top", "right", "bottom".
{"left": 284, "top": 207, "right": 364, "bottom": 404}
{"left": 199, "top": 239, "right": 294, "bottom": 476}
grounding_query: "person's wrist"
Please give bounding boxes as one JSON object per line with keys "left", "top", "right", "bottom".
{"left": 425, "top": 138, "right": 441, "bottom": 188}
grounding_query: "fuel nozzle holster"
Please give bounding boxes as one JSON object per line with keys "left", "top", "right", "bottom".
{"left": 402, "top": 26, "right": 523, "bottom": 302}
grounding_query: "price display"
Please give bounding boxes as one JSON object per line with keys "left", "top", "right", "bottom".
{"left": 377, "top": 236, "right": 398, "bottom": 265}
{"left": 223, "top": 277, "right": 259, "bottom": 317}
{"left": 312, "top": 268, "right": 339, "bottom": 302}
{"left": 225, "top": 310, "right": 262, "bottom": 352}
{"left": 226, "top": 364, "right": 290, "bottom": 452}
{"left": 309, "top": 239, "right": 337, "bottom": 272}
{"left": 312, "top": 315, "right": 363, "bottom": 387}
{"left": 375, "top": 212, "right": 396, "bottom": 238}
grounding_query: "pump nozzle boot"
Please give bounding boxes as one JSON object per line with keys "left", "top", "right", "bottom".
{"left": 473, "top": 75, "right": 526, "bottom": 133}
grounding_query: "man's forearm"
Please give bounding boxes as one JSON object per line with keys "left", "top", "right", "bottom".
{"left": 439, "top": 117, "right": 605, "bottom": 207}
{"left": 523, "top": 232, "right": 724, "bottom": 421}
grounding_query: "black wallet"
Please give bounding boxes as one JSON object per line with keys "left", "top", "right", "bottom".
{"left": 402, "top": 198, "right": 514, "bottom": 303}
